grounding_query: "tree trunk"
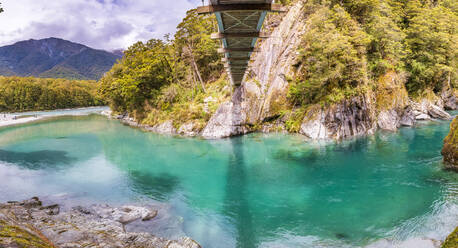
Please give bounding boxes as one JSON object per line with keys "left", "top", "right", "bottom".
{"left": 186, "top": 44, "right": 206, "bottom": 93}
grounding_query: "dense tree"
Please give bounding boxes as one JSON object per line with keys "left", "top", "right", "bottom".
{"left": 99, "top": 39, "right": 173, "bottom": 114}
{"left": 0, "top": 2, "right": 3, "bottom": 13}
{"left": 289, "top": 5, "right": 370, "bottom": 105}
{"left": 404, "top": 0, "right": 457, "bottom": 94}
{"left": 290, "top": 0, "right": 457, "bottom": 105}
{"left": 174, "top": 9, "right": 222, "bottom": 86}
{"left": 0, "top": 76, "right": 102, "bottom": 112}
{"left": 100, "top": 9, "right": 223, "bottom": 118}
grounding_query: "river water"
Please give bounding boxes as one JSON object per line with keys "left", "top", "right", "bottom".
{"left": 0, "top": 111, "right": 456, "bottom": 247}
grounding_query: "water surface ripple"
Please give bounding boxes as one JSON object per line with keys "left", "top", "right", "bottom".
{"left": 0, "top": 114, "right": 457, "bottom": 248}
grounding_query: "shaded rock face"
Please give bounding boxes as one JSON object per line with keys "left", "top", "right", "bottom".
{"left": 441, "top": 89, "right": 458, "bottom": 110}
{"left": 300, "top": 96, "right": 376, "bottom": 140}
{"left": 0, "top": 198, "right": 200, "bottom": 248}
{"left": 442, "top": 117, "right": 458, "bottom": 171}
{"left": 202, "top": 0, "right": 306, "bottom": 139}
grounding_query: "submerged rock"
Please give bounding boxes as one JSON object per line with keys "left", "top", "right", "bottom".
{"left": 0, "top": 198, "right": 200, "bottom": 248}
{"left": 442, "top": 117, "right": 458, "bottom": 171}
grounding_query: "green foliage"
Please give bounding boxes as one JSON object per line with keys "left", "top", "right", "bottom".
{"left": 99, "top": 39, "right": 173, "bottom": 115}
{"left": 100, "top": 8, "right": 223, "bottom": 125}
{"left": 289, "top": 5, "right": 369, "bottom": 105}
{"left": 290, "top": 0, "right": 457, "bottom": 107}
{"left": 174, "top": 9, "right": 222, "bottom": 83}
{"left": 404, "top": 1, "right": 458, "bottom": 94}
{"left": 0, "top": 76, "right": 102, "bottom": 112}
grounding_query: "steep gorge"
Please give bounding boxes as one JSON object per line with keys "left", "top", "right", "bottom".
{"left": 200, "top": 0, "right": 456, "bottom": 139}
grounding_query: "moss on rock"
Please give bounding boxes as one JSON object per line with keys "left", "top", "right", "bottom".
{"left": 442, "top": 227, "right": 458, "bottom": 248}
{"left": 0, "top": 219, "right": 55, "bottom": 248}
{"left": 442, "top": 117, "right": 458, "bottom": 170}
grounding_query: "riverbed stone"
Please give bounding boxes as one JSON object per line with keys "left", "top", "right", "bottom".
{"left": 0, "top": 198, "right": 201, "bottom": 248}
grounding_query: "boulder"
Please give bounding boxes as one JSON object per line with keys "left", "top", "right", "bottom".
{"left": 416, "top": 113, "right": 431, "bottom": 120}
{"left": 428, "top": 104, "right": 451, "bottom": 120}
{"left": 377, "top": 110, "right": 400, "bottom": 131}
{"left": 400, "top": 108, "right": 416, "bottom": 126}
{"left": 151, "top": 120, "right": 176, "bottom": 135}
{"left": 178, "top": 122, "right": 199, "bottom": 137}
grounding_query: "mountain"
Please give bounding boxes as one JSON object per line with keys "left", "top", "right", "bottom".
{"left": 0, "top": 37, "right": 122, "bottom": 80}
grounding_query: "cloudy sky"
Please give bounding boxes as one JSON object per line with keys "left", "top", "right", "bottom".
{"left": 0, "top": 0, "right": 202, "bottom": 50}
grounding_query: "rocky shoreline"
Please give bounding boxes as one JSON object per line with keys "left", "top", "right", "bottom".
{"left": 106, "top": 90, "right": 456, "bottom": 141}
{"left": 0, "top": 197, "right": 200, "bottom": 248}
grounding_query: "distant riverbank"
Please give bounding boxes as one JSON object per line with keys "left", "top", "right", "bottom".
{"left": 0, "top": 106, "right": 109, "bottom": 127}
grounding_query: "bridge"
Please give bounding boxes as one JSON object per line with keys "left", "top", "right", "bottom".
{"left": 197, "top": 0, "right": 285, "bottom": 86}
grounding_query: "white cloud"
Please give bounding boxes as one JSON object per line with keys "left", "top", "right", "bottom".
{"left": 0, "top": 0, "right": 201, "bottom": 50}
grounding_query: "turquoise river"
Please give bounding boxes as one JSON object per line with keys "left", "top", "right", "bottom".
{"left": 0, "top": 109, "right": 457, "bottom": 248}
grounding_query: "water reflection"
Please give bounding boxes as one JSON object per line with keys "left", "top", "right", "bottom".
{"left": 0, "top": 149, "right": 73, "bottom": 169}
{"left": 128, "top": 170, "right": 180, "bottom": 201}
{"left": 224, "top": 137, "right": 255, "bottom": 248}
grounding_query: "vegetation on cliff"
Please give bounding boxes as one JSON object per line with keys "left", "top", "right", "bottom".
{"left": 99, "top": 9, "right": 228, "bottom": 127}
{"left": 442, "top": 117, "right": 458, "bottom": 170}
{"left": 99, "top": 0, "right": 456, "bottom": 133}
{"left": 289, "top": 0, "right": 457, "bottom": 107}
{"left": 0, "top": 76, "right": 102, "bottom": 112}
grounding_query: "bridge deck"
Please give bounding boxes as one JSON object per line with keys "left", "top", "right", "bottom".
{"left": 197, "top": 0, "right": 285, "bottom": 86}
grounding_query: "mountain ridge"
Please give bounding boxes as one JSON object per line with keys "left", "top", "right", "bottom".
{"left": 0, "top": 37, "right": 122, "bottom": 80}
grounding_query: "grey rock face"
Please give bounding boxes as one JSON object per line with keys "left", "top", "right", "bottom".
{"left": 428, "top": 104, "right": 452, "bottom": 120}
{"left": 178, "top": 122, "right": 199, "bottom": 137}
{"left": 410, "top": 100, "right": 451, "bottom": 121}
{"left": 441, "top": 89, "right": 457, "bottom": 110}
{"left": 0, "top": 198, "right": 200, "bottom": 248}
{"left": 202, "top": 82, "right": 260, "bottom": 139}
{"left": 399, "top": 108, "right": 416, "bottom": 126}
{"left": 150, "top": 120, "right": 176, "bottom": 135}
{"left": 300, "top": 96, "right": 376, "bottom": 140}
{"left": 377, "top": 110, "right": 400, "bottom": 131}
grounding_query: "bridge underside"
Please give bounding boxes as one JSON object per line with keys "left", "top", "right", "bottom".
{"left": 197, "top": 0, "right": 285, "bottom": 86}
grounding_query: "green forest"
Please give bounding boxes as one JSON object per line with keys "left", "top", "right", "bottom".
{"left": 99, "top": 9, "right": 227, "bottom": 128}
{"left": 0, "top": 76, "right": 102, "bottom": 112}
{"left": 288, "top": 0, "right": 457, "bottom": 105}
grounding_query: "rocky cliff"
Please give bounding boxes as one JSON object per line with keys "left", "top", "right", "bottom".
{"left": 115, "top": 0, "right": 456, "bottom": 140}
{"left": 200, "top": 0, "right": 456, "bottom": 140}
{"left": 442, "top": 117, "right": 458, "bottom": 171}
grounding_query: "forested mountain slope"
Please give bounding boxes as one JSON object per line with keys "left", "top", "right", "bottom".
{"left": 0, "top": 38, "right": 121, "bottom": 80}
